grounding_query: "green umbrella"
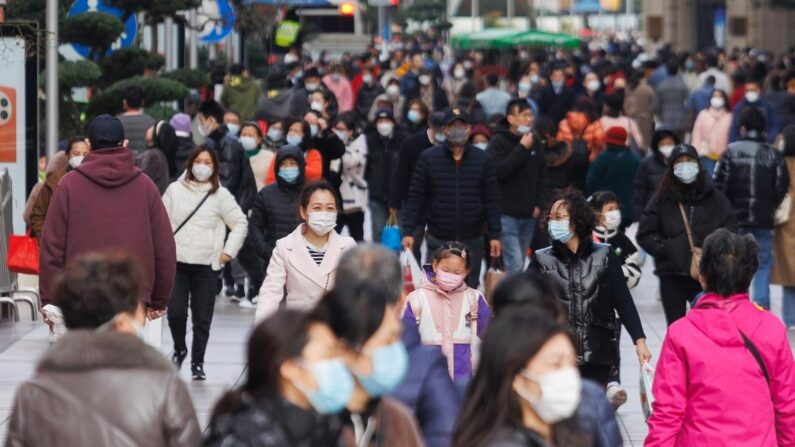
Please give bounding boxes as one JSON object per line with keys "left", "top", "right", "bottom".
{"left": 497, "top": 29, "right": 581, "bottom": 49}
{"left": 451, "top": 28, "right": 523, "bottom": 49}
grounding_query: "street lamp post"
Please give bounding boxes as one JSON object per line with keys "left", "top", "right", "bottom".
{"left": 45, "top": 0, "right": 58, "bottom": 159}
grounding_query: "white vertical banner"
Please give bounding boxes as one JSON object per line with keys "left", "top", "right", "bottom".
{"left": 0, "top": 37, "right": 28, "bottom": 234}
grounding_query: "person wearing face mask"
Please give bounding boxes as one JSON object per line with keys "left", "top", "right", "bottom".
{"left": 638, "top": 144, "right": 737, "bottom": 325}
{"left": 262, "top": 120, "right": 286, "bottom": 153}
{"left": 255, "top": 181, "right": 356, "bottom": 322}
{"left": 304, "top": 109, "right": 347, "bottom": 189}
{"left": 239, "top": 122, "right": 275, "bottom": 191}
{"left": 265, "top": 119, "right": 325, "bottom": 184}
{"left": 529, "top": 189, "right": 651, "bottom": 388}
{"left": 204, "top": 310, "right": 352, "bottom": 446}
{"left": 162, "top": 146, "right": 248, "bottom": 380}
{"left": 220, "top": 63, "right": 262, "bottom": 121}
{"left": 452, "top": 313, "right": 591, "bottom": 447}
{"left": 588, "top": 191, "right": 641, "bottom": 411}
{"left": 322, "top": 62, "right": 354, "bottom": 113}
{"left": 487, "top": 99, "right": 546, "bottom": 273}
{"left": 714, "top": 108, "right": 790, "bottom": 311}
{"left": 298, "top": 68, "right": 340, "bottom": 118}
{"left": 6, "top": 252, "right": 201, "bottom": 447}
{"left": 401, "top": 107, "right": 502, "bottom": 287}
{"left": 690, "top": 88, "right": 732, "bottom": 177}
{"left": 317, "top": 283, "right": 426, "bottom": 447}
{"left": 368, "top": 78, "right": 405, "bottom": 124}
{"left": 646, "top": 229, "right": 795, "bottom": 447}
{"left": 365, "top": 109, "right": 407, "bottom": 242}
{"left": 403, "top": 242, "right": 492, "bottom": 384}
{"left": 138, "top": 120, "right": 177, "bottom": 195}
{"left": 333, "top": 112, "right": 368, "bottom": 242}
{"left": 443, "top": 62, "right": 471, "bottom": 105}
{"left": 469, "top": 124, "right": 491, "bottom": 151}
{"left": 576, "top": 72, "right": 605, "bottom": 116}
{"left": 586, "top": 126, "right": 640, "bottom": 229}
{"left": 223, "top": 109, "right": 243, "bottom": 138}
{"left": 400, "top": 98, "right": 430, "bottom": 135}
{"left": 632, "top": 129, "right": 681, "bottom": 219}
{"left": 538, "top": 66, "right": 576, "bottom": 125}
{"left": 729, "top": 79, "right": 781, "bottom": 144}
{"left": 355, "top": 68, "right": 385, "bottom": 124}
{"left": 29, "top": 137, "right": 87, "bottom": 240}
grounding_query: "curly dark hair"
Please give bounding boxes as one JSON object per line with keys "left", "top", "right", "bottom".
{"left": 543, "top": 188, "right": 596, "bottom": 243}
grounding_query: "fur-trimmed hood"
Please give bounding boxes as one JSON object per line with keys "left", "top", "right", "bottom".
{"left": 38, "top": 330, "right": 174, "bottom": 373}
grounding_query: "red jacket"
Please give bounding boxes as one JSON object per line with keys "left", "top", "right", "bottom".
{"left": 39, "top": 147, "right": 176, "bottom": 310}
{"left": 646, "top": 293, "right": 795, "bottom": 446}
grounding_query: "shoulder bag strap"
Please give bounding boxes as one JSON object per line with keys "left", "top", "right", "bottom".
{"left": 738, "top": 329, "right": 771, "bottom": 385}
{"left": 678, "top": 203, "right": 696, "bottom": 253}
{"left": 173, "top": 191, "right": 211, "bottom": 236}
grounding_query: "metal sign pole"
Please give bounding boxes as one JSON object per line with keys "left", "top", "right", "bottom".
{"left": 45, "top": 0, "right": 58, "bottom": 159}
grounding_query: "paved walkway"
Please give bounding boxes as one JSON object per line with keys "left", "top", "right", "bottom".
{"left": 1, "top": 260, "right": 793, "bottom": 445}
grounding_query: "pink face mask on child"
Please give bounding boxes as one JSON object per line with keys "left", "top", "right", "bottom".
{"left": 435, "top": 271, "right": 466, "bottom": 292}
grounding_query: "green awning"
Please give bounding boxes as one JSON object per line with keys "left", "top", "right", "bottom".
{"left": 451, "top": 28, "right": 581, "bottom": 49}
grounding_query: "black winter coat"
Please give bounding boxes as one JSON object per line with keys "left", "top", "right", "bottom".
{"left": 314, "top": 131, "right": 346, "bottom": 190}
{"left": 390, "top": 130, "right": 435, "bottom": 209}
{"left": 247, "top": 146, "right": 304, "bottom": 263}
{"left": 205, "top": 127, "right": 257, "bottom": 212}
{"left": 632, "top": 150, "right": 667, "bottom": 220}
{"left": 401, "top": 144, "right": 502, "bottom": 242}
{"left": 173, "top": 136, "right": 195, "bottom": 180}
{"left": 537, "top": 85, "right": 575, "bottom": 125}
{"left": 486, "top": 126, "right": 546, "bottom": 218}
{"left": 713, "top": 138, "right": 790, "bottom": 229}
{"left": 365, "top": 129, "right": 407, "bottom": 205}
{"left": 637, "top": 180, "right": 737, "bottom": 277}
{"left": 529, "top": 241, "right": 645, "bottom": 366}
{"left": 356, "top": 83, "right": 384, "bottom": 123}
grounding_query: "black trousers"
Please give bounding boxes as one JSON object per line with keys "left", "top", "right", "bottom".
{"left": 426, "top": 234, "right": 485, "bottom": 288}
{"left": 609, "top": 318, "right": 621, "bottom": 384}
{"left": 236, "top": 240, "right": 264, "bottom": 297}
{"left": 339, "top": 211, "right": 365, "bottom": 242}
{"left": 659, "top": 274, "right": 702, "bottom": 326}
{"left": 579, "top": 363, "right": 611, "bottom": 389}
{"left": 168, "top": 263, "right": 218, "bottom": 365}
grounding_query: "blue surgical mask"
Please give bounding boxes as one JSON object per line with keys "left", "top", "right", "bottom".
{"left": 517, "top": 125, "right": 531, "bottom": 134}
{"left": 309, "top": 124, "right": 319, "bottom": 137}
{"left": 407, "top": 110, "right": 421, "bottom": 124}
{"left": 286, "top": 134, "right": 303, "bottom": 147}
{"left": 673, "top": 161, "right": 700, "bottom": 184}
{"left": 435, "top": 131, "right": 446, "bottom": 143}
{"left": 267, "top": 128, "right": 283, "bottom": 142}
{"left": 278, "top": 166, "right": 300, "bottom": 183}
{"left": 334, "top": 129, "right": 349, "bottom": 142}
{"left": 474, "top": 142, "right": 488, "bottom": 150}
{"left": 226, "top": 123, "right": 240, "bottom": 136}
{"left": 552, "top": 80, "right": 564, "bottom": 90}
{"left": 354, "top": 341, "right": 408, "bottom": 397}
{"left": 548, "top": 219, "right": 573, "bottom": 243}
{"left": 297, "top": 358, "right": 355, "bottom": 414}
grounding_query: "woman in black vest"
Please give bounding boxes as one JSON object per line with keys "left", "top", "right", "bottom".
{"left": 528, "top": 188, "right": 651, "bottom": 387}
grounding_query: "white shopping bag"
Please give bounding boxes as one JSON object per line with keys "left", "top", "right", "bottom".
{"left": 400, "top": 249, "right": 422, "bottom": 294}
{"left": 143, "top": 316, "right": 163, "bottom": 349}
{"left": 640, "top": 361, "right": 655, "bottom": 421}
{"left": 41, "top": 304, "right": 67, "bottom": 343}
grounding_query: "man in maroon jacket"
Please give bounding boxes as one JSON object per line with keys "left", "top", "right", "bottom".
{"left": 40, "top": 115, "right": 176, "bottom": 321}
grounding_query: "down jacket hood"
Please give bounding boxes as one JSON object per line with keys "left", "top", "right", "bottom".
{"left": 687, "top": 292, "right": 761, "bottom": 348}
{"left": 274, "top": 144, "right": 306, "bottom": 189}
{"left": 75, "top": 147, "right": 141, "bottom": 188}
{"left": 38, "top": 330, "right": 173, "bottom": 373}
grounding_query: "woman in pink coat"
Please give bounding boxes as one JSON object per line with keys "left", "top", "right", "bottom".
{"left": 646, "top": 229, "right": 795, "bottom": 447}
{"left": 690, "top": 89, "right": 732, "bottom": 177}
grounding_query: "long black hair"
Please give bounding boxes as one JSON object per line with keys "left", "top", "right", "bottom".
{"left": 656, "top": 154, "right": 708, "bottom": 204}
{"left": 452, "top": 313, "right": 588, "bottom": 447}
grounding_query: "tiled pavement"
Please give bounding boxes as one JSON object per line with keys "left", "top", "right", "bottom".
{"left": 1, "top": 261, "right": 793, "bottom": 445}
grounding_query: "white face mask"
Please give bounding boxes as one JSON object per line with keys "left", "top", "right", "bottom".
{"left": 310, "top": 101, "right": 324, "bottom": 113}
{"left": 515, "top": 367, "right": 582, "bottom": 424}
{"left": 307, "top": 211, "right": 337, "bottom": 236}
{"left": 386, "top": 85, "right": 400, "bottom": 98}
{"left": 362, "top": 74, "right": 373, "bottom": 84}
{"left": 710, "top": 97, "right": 725, "bottom": 109}
{"left": 453, "top": 68, "right": 465, "bottom": 79}
{"left": 69, "top": 155, "right": 85, "bottom": 168}
{"left": 604, "top": 209, "right": 622, "bottom": 230}
{"left": 419, "top": 75, "right": 431, "bottom": 86}
{"left": 240, "top": 136, "right": 258, "bottom": 151}
{"left": 304, "top": 82, "right": 320, "bottom": 92}
{"left": 474, "top": 142, "right": 488, "bottom": 151}
{"left": 778, "top": 139, "right": 787, "bottom": 152}
{"left": 745, "top": 91, "right": 760, "bottom": 103}
{"left": 586, "top": 79, "right": 600, "bottom": 92}
{"left": 192, "top": 164, "right": 213, "bottom": 182}
{"left": 376, "top": 122, "right": 394, "bottom": 137}
{"left": 658, "top": 144, "right": 675, "bottom": 158}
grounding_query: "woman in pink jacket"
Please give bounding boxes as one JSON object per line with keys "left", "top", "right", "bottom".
{"left": 690, "top": 89, "right": 732, "bottom": 177}
{"left": 646, "top": 229, "right": 795, "bottom": 447}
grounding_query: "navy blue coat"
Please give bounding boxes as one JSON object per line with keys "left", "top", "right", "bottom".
{"left": 578, "top": 379, "right": 623, "bottom": 447}
{"left": 391, "top": 320, "right": 460, "bottom": 447}
{"left": 400, "top": 143, "right": 502, "bottom": 241}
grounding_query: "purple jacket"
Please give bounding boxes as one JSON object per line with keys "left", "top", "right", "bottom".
{"left": 40, "top": 147, "right": 176, "bottom": 310}
{"left": 391, "top": 320, "right": 460, "bottom": 447}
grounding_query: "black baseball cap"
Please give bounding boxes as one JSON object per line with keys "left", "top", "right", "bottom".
{"left": 88, "top": 114, "right": 125, "bottom": 150}
{"left": 444, "top": 106, "right": 470, "bottom": 126}
{"left": 669, "top": 143, "right": 698, "bottom": 163}
{"left": 429, "top": 111, "right": 445, "bottom": 128}
{"left": 374, "top": 109, "right": 395, "bottom": 122}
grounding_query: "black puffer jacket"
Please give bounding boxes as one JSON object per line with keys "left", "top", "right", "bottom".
{"left": 173, "top": 136, "right": 195, "bottom": 180}
{"left": 713, "top": 137, "right": 790, "bottom": 228}
{"left": 401, "top": 144, "right": 502, "bottom": 241}
{"left": 247, "top": 146, "right": 304, "bottom": 263}
{"left": 529, "top": 241, "right": 645, "bottom": 366}
{"left": 637, "top": 179, "right": 737, "bottom": 277}
{"left": 205, "top": 126, "right": 257, "bottom": 212}
{"left": 543, "top": 140, "right": 576, "bottom": 202}
{"left": 632, "top": 129, "right": 676, "bottom": 219}
{"left": 486, "top": 123, "right": 546, "bottom": 218}
{"left": 365, "top": 129, "right": 407, "bottom": 205}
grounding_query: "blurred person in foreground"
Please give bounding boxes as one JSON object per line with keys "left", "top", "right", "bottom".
{"left": 6, "top": 252, "right": 200, "bottom": 447}
{"left": 645, "top": 229, "right": 795, "bottom": 446}
{"left": 772, "top": 125, "right": 795, "bottom": 330}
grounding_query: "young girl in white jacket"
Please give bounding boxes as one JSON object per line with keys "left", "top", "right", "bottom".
{"left": 162, "top": 146, "right": 248, "bottom": 381}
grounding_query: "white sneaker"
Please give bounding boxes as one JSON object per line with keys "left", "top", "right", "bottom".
{"left": 606, "top": 382, "right": 628, "bottom": 410}
{"left": 238, "top": 299, "right": 256, "bottom": 309}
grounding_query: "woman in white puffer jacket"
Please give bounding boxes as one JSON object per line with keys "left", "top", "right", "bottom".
{"left": 162, "top": 146, "right": 248, "bottom": 381}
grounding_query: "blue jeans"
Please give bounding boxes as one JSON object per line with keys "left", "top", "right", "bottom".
{"left": 783, "top": 286, "right": 795, "bottom": 328}
{"left": 746, "top": 227, "right": 773, "bottom": 310}
{"left": 500, "top": 215, "right": 536, "bottom": 273}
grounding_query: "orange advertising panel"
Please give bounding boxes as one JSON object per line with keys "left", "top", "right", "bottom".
{"left": 0, "top": 86, "right": 17, "bottom": 163}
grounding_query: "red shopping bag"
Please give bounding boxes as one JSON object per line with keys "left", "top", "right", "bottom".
{"left": 8, "top": 230, "right": 39, "bottom": 274}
